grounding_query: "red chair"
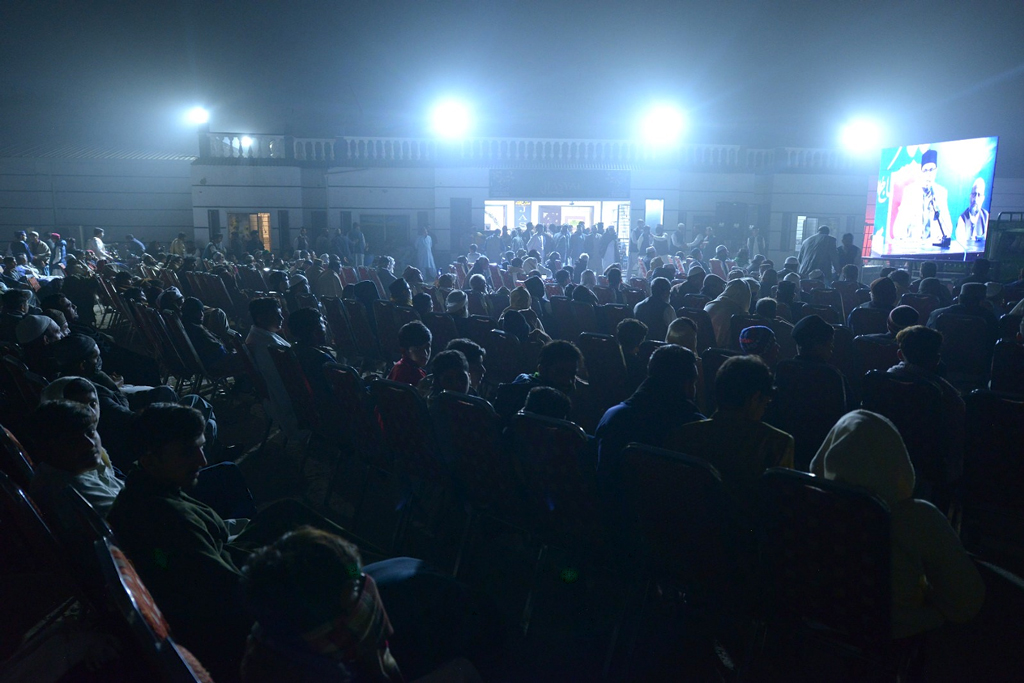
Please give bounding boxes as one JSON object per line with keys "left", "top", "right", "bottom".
{"left": 464, "top": 316, "right": 496, "bottom": 347}
{"left": 545, "top": 283, "right": 564, "bottom": 298}
{"left": 629, "top": 277, "right": 650, "bottom": 296}
{"left": 597, "top": 303, "right": 632, "bottom": 336}
{"left": 340, "top": 266, "right": 359, "bottom": 286}
{"left": 623, "top": 288, "right": 645, "bottom": 309}
{"left": 422, "top": 312, "right": 458, "bottom": 356}
{"left": 810, "top": 288, "right": 845, "bottom": 319}
{"left": 677, "top": 307, "right": 717, "bottom": 355}
{"left": 638, "top": 339, "right": 666, "bottom": 366}
{"left": 482, "top": 329, "right": 524, "bottom": 386}
{"left": 548, "top": 296, "right": 576, "bottom": 341}
{"left": 488, "top": 264, "right": 504, "bottom": 291}
{"left": 833, "top": 281, "right": 866, "bottom": 320}
{"left": 593, "top": 286, "right": 614, "bottom": 305}
{"left": 342, "top": 299, "right": 381, "bottom": 360}
{"left": 0, "top": 426, "right": 34, "bottom": 489}
{"left": 570, "top": 300, "right": 599, "bottom": 334}
{"left": 322, "top": 296, "right": 358, "bottom": 360}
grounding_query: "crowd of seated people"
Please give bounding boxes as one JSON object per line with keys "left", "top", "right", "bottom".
{"left": 3, "top": 224, "right": 1024, "bottom": 681}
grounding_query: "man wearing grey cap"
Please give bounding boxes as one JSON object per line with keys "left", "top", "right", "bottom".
{"left": 926, "top": 282, "right": 1000, "bottom": 347}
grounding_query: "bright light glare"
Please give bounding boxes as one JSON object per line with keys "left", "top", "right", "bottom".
{"left": 185, "top": 106, "right": 210, "bottom": 126}
{"left": 241, "top": 136, "right": 254, "bottom": 148}
{"left": 840, "top": 119, "right": 882, "bottom": 154}
{"left": 641, "top": 105, "right": 686, "bottom": 146}
{"left": 431, "top": 100, "right": 472, "bottom": 139}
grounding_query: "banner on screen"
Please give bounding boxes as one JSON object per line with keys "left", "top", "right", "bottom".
{"left": 872, "top": 136, "right": 997, "bottom": 259}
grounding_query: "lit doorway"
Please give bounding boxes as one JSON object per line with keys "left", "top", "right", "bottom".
{"left": 228, "top": 213, "right": 271, "bottom": 252}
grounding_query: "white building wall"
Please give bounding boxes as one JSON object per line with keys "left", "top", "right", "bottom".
{"left": 191, "top": 165, "right": 304, "bottom": 248}
{"left": 0, "top": 157, "right": 192, "bottom": 249}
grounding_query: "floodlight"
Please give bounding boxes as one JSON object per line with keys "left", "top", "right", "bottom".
{"left": 431, "top": 100, "right": 472, "bottom": 139}
{"left": 640, "top": 105, "right": 686, "bottom": 146}
{"left": 185, "top": 106, "right": 210, "bottom": 126}
{"left": 241, "top": 136, "right": 254, "bottom": 148}
{"left": 840, "top": 119, "right": 882, "bottom": 154}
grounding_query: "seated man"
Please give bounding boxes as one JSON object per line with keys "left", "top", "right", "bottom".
{"left": 596, "top": 344, "right": 704, "bottom": 474}
{"left": 522, "top": 385, "right": 572, "bottom": 421}
{"left": 246, "top": 296, "right": 298, "bottom": 436}
{"left": 791, "top": 313, "right": 849, "bottom": 404}
{"left": 860, "top": 304, "right": 920, "bottom": 342}
{"left": 849, "top": 277, "right": 899, "bottom": 327}
{"left": 16, "top": 314, "right": 64, "bottom": 380}
{"left": 493, "top": 340, "right": 584, "bottom": 423}
{"left": 287, "top": 307, "right": 336, "bottom": 403}
{"left": 422, "top": 349, "right": 472, "bottom": 403}
{"left": 0, "top": 289, "right": 33, "bottom": 343}
{"left": 664, "top": 355, "right": 794, "bottom": 517}
{"left": 388, "top": 321, "right": 432, "bottom": 387}
{"left": 180, "top": 297, "right": 245, "bottom": 375}
{"left": 632, "top": 276, "right": 674, "bottom": 342}
{"left": 738, "top": 325, "right": 780, "bottom": 369}
{"left": 616, "top": 318, "right": 649, "bottom": 395}
{"left": 887, "top": 325, "right": 965, "bottom": 484}
{"left": 108, "top": 404, "right": 360, "bottom": 682}
{"left": 927, "top": 282, "right": 1000, "bottom": 348}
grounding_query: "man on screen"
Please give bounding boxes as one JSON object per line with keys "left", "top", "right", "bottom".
{"left": 893, "top": 149, "right": 953, "bottom": 245}
{"left": 956, "top": 178, "right": 989, "bottom": 243}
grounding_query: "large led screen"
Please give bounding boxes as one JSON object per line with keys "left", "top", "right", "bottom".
{"left": 872, "top": 136, "right": 997, "bottom": 259}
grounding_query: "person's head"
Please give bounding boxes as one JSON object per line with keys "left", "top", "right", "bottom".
{"left": 240, "top": 527, "right": 373, "bottom": 649}
{"left": 644, "top": 344, "right": 699, "bottom": 400}
{"left": 523, "top": 275, "right": 545, "bottom": 302}
{"left": 920, "top": 261, "right": 938, "bottom": 279}
{"left": 571, "top": 285, "right": 597, "bottom": 305}
{"left": 887, "top": 305, "right": 920, "bottom": 336}
{"left": 665, "top": 316, "right": 697, "bottom": 350}
{"left": 759, "top": 268, "right": 778, "bottom": 290}
{"left": 501, "top": 309, "right": 532, "bottom": 344}
{"left": 841, "top": 232, "right": 854, "bottom": 247}
{"left": 918, "top": 277, "right": 947, "bottom": 301}
{"left": 959, "top": 282, "right": 986, "bottom": 306}
{"left": 523, "top": 386, "right": 572, "bottom": 421}
{"left": 536, "top": 340, "right": 582, "bottom": 393}
{"left": 791, "top": 314, "right": 835, "bottom": 360}
{"left": 755, "top": 297, "right": 778, "bottom": 320}
{"left": 469, "top": 273, "right": 487, "bottom": 293}
{"left": 715, "top": 245, "right": 729, "bottom": 260}
{"left": 397, "top": 321, "right": 431, "bottom": 367}
{"left": 289, "top": 308, "right": 327, "bottom": 345}
{"left": 41, "top": 377, "right": 99, "bottom": 422}
{"left": 157, "top": 286, "right": 184, "bottom": 312}
{"left": 889, "top": 269, "right": 911, "bottom": 290}
{"left": 651, "top": 277, "right": 671, "bottom": 302}
{"left": 616, "top": 318, "right": 648, "bottom": 354}
{"left": 971, "top": 258, "right": 990, "bottom": 277}
{"left": 445, "top": 289, "right": 468, "bottom": 317}
{"left": 401, "top": 266, "right": 423, "bottom": 286}
{"left": 16, "top": 314, "right": 62, "bottom": 347}
{"left": 29, "top": 400, "right": 102, "bottom": 475}
{"left": 920, "top": 149, "right": 938, "bottom": 189}
{"left": 2, "top": 289, "right": 31, "bottom": 314}
{"left": 180, "top": 297, "right": 205, "bottom": 326}
{"left": 436, "top": 273, "right": 454, "bottom": 290}
{"left": 969, "top": 177, "right": 986, "bottom": 214}
{"left": 467, "top": 243, "right": 479, "bottom": 254}
{"left": 714, "top": 355, "right": 775, "bottom": 421}
{"left": 738, "top": 325, "right": 780, "bottom": 367}
{"left": 816, "top": 410, "right": 915, "bottom": 506}
{"left": 133, "top": 404, "right": 207, "bottom": 489}
{"left": 45, "top": 309, "right": 70, "bottom": 338}
{"left": 267, "top": 270, "right": 290, "bottom": 293}
{"left": 509, "top": 286, "right": 531, "bottom": 311}
{"left": 701, "top": 274, "right": 726, "bottom": 298}
{"left": 869, "top": 277, "right": 898, "bottom": 307}
{"left": 92, "top": 227, "right": 104, "bottom": 238}
{"left": 54, "top": 334, "right": 102, "bottom": 376}
{"left": 783, "top": 256, "right": 799, "bottom": 272}
{"left": 430, "top": 349, "right": 470, "bottom": 395}
{"left": 554, "top": 269, "right": 571, "bottom": 287}
{"left": 376, "top": 255, "right": 395, "bottom": 273}
{"left": 411, "top": 292, "right": 433, "bottom": 317}
{"left": 607, "top": 267, "right": 622, "bottom": 287}
{"left": 841, "top": 264, "right": 859, "bottom": 283}
{"left": 817, "top": 225, "right": 830, "bottom": 236}
{"left": 388, "top": 278, "right": 412, "bottom": 306}
{"left": 446, "top": 338, "right": 486, "bottom": 390}
{"left": 249, "top": 297, "right": 284, "bottom": 333}
{"left": 878, "top": 267, "right": 895, "bottom": 279}
{"left": 581, "top": 269, "right": 597, "bottom": 288}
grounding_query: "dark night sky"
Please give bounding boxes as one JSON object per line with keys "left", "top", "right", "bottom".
{"left": 3, "top": 0, "right": 1023, "bottom": 172}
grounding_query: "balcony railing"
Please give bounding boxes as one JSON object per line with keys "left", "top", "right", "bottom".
{"left": 199, "top": 132, "right": 862, "bottom": 172}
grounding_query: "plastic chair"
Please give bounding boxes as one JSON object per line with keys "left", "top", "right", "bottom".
{"left": 577, "top": 333, "right": 630, "bottom": 412}
{"left": 0, "top": 426, "right": 35, "bottom": 489}
{"left": 596, "top": 303, "right": 631, "bottom": 336}
{"left": 701, "top": 348, "right": 740, "bottom": 412}
{"left": 548, "top": 296, "right": 574, "bottom": 340}
{"left": 963, "top": 390, "right": 1024, "bottom": 518}
{"left": 756, "top": 469, "right": 902, "bottom": 675}
{"left": 677, "top": 307, "right": 717, "bottom": 354}
{"left": 795, "top": 303, "right": 841, "bottom": 325}
{"left": 570, "top": 301, "right": 599, "bottom": 334}
{"left": 422, "top": 312, "right": 458, "bottom": 357}
{"left": 682, "top": 293, "right": 710, "bottom": 310}
{"left": 810, "top": 288, "right": 845, "bottom": 319}
{"left": 848, "top": 306, "right": 889, "bottom": 336}
{"left": 766, "top": 359, "right": 848, "bottom": 470}
{"left": 322, "top": 296, "right": 358, "bottom": 361}
{"left": 999, "top": 314, "right": 1023, "bottom": 341}
{"left": 482, "top": 329, "right": 524, "bottom": 386}
{"left": 833, "top": 281, "right": 866, "bottom": 320}
{"left": 463, "top": 316, "right": 495, "bottom": 348}
{"left": 899, "top": 293, "right": 939, "bottom": 325}
{"left": 342, "top": 299, "right": 381, "bottom": 360}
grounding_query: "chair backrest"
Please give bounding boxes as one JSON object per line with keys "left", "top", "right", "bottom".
{"left": 800, "top": 279, "right": 825, "bottom": 294}
{"left": 759, "top": 469, "right": 891, "bottom": 646}
{"left": 545, "top": 283, "right": 564, "bottom": 298}
{"left": 369, "top": 379, "right": 442, "bottom": 482}
{"left": 810, "top": 288, "right": 845, "bottom": 319}
{"left": 97, "top": 537, "right": 215, "bottom": 682}
{"left": 268, "top": 347, "right": 322, "bottom": 432}
{"left": 833, "top": 281, "right": 865, "bottom": 319}
{"left": 0, "top": 426, "right": 34, "bottom": 489}
{"left": 623, "top": 287, "right": 646, "bottom": 309}
{"left": 465, "top": 315, "right": 496, "bottom": 347}
{"left": 487, "top": 264, "right": 504, "bottom": 290}
{"left": 766, "top": 359, "right": 848, "bottom": 470}
{"left": 592, "top": 285, "right": 614, "bottom": 305}
{"left": 422, "top": 312, "right": 458, "bottom": 356}
{"left": 372, "top": 300, "right": 400, "bottom": 362}
{"left": 829, "top": 324, "right": 857, "bottom": 394}
{"left": 1, "top": 356, "right": 45, "bottom": 408}
{"left": 322, "top": 296, "right": 358, "bottom": 359}
{"left": 569, "top": 300, "right": 599, "bottom": 335}
{"left": 638, "top": 339, "right": 666, "bottom": 366}
{"left": 342, "top": 299, "right": 381, "bottom": 360}
{"left": 432, "top": 391, "right": 517, "bottom": 515}
{"left": 728, "top": 314, "right": 773, "bottom": 352}
{"left": 576, "top": 333, "right": 629, "bottom": 410}
{"left": 848, "top": 306, "right": 889, "bottom": 336}
{"left": 677, "top": 307, "right": 716, "bottom": 354}
{"left": 999, "top": 314, "right": 1023, "bottom": 341}
{"left": 681, "top": 293, "right": 710, "bottom": 310}
{"left": 323, "top": 363, "right": 388, "bottom": 472}
{"left": 159, "top": 309, "right": 207, "bottom": 378}
{"left": 990, "top": 339, "right": 1024, "bottom": 395}
{"left": 482, "top": 329, "right": 524, "bottom": 386}
{"left": 853, "top": 335, "right": 900, "bottom": 378}
{"left": 340, "top": 266, "right": 359, "bottom": 286}
{"left": 622, "top": 444, "right": 748, "bottom": 590}
{"left": 701, "top": 348, "right": 740, "bottom": 412}
{"left": 899, "top": 293, "right": 938, "bottom": 325}
{"left": 964, "top": 390, "right": 1024, "bottom": 513}
{"left": 487, "top": 291, "right": 510, "bottom": 318}
{"left": 795, "top": 303, "right": 841, "bottom": 325}
{"left": 227, "top": 331, "right": 269, "bottom": 401}
{"left": 548, "top": 296, "right": 573, "bottom": 340}
{"left": 501, "top": 270, "right": 515, "bottom": 290}
{"left": 861, "top": 370, "right": 947, "bottom": 488}
{"left": 596, "top": 303, "right": 631, "bottom": 336}
{"left": 935, "top": 313, "right": 993, "bottom": 379}
{"left": 507, "top": 412, "right": 596, "bottom": 542}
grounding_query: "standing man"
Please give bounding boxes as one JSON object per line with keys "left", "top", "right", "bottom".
{"left": 746, "top": 226, "right": 767, "bottom": 259}
{"left": 837, "top": 232, "right": 863, "bottom": 269}
{"left": 349, "top": 222, "right": 366, "bottom": 267}
{"left": 956, "top": 178, "right": 989, "bottom": 244}
{"left": 202, "top": 234, "right": 224, "bottom": 261}
{"left": 568, "top": 222, "right": 586, "bottom": 266}
{"left": 798, "top": 225, "right": 840, "bottom": 284}
{"left": 124, "top": 233, "right": 146, "bottom": 259}
{"left": 292, "top": 227, "right": 309, "bottom": 255}
{"left": 170, "top": 231, "right": 187, "bottom": 257}
{"left": 630, "top": 219, "right": 652, "bottom": 278}
{"left": 86, "top": 228, "right": 113, "bottom": 260}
